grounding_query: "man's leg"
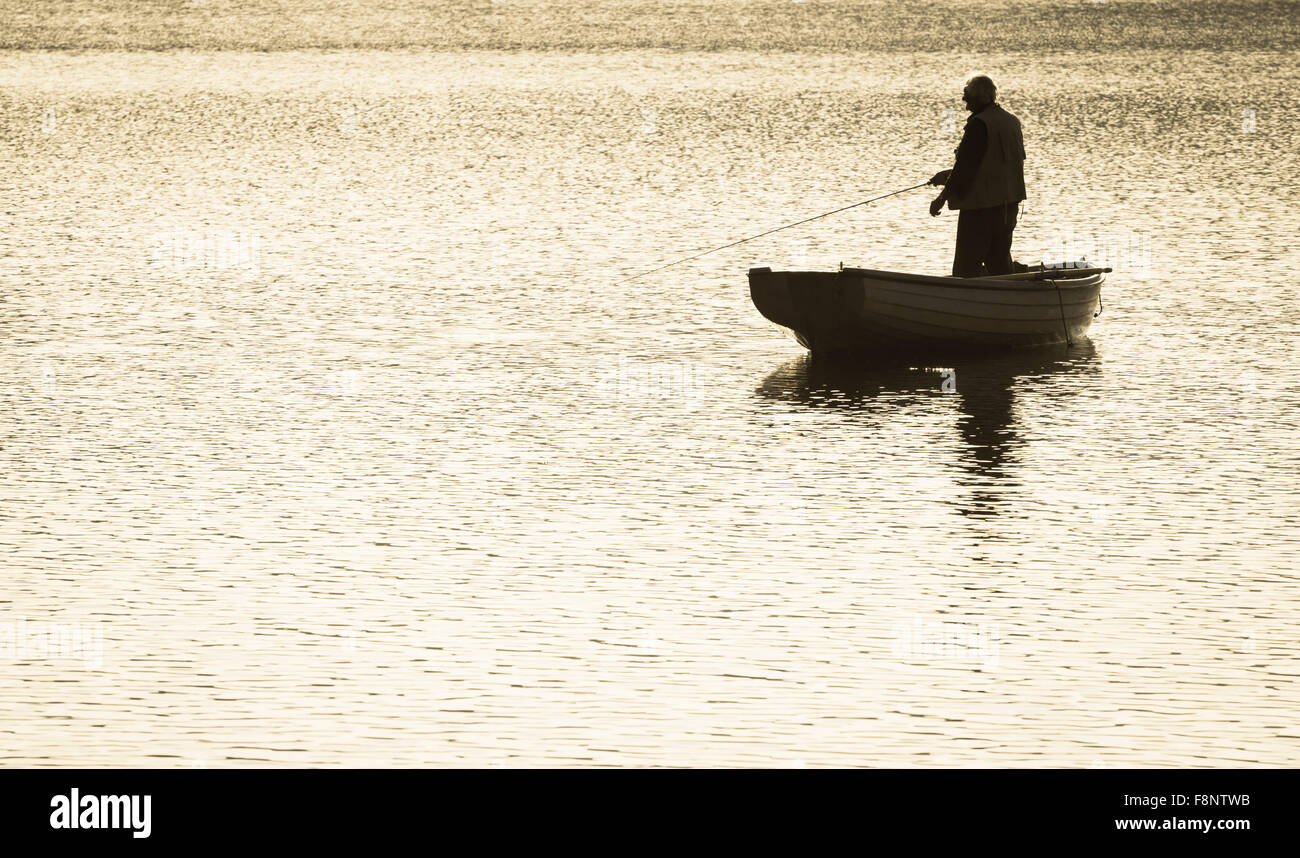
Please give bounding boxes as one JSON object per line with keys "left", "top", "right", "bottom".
{"left": 984, "top": 202, "right": 1018, "bottom": 276}
{"left": 952, "top": 208, "right": 993, "bottom": 277}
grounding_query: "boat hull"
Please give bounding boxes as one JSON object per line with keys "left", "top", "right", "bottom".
{"left": 749, "top": 266, "right": 1104, "bottom": 355}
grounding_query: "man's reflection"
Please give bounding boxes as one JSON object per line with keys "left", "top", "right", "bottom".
{"left": 755, "top": 342, "right": 1099, "bottom": 515}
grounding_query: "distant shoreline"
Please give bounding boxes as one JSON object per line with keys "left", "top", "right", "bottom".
{"left": 2, "top": 0, "right": 1295, "bottom": 53}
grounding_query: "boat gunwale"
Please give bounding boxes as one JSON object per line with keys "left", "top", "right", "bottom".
{"left": 753, "top": 267, "right": 1105, "bottom": 292}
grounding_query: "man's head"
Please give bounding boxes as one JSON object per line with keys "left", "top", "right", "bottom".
{"left": 962, "top": 75, "right": 997, "bottom": 112}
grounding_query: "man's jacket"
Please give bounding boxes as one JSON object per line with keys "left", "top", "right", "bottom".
{"left": 946, "top": 103, "right": 1027, "bottom": 210}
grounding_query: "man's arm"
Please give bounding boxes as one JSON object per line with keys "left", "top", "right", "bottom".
{"left": 930, "top": 118, "right": 988, "bottom": 214}
{"left": 945, "top": 118, "right": 988, "bottom": 199}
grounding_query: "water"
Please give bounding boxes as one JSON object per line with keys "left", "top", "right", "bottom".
{"left": 2, "top": 3, "right": 1299, "bottom": 766}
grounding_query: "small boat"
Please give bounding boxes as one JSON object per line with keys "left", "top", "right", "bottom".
{"left": 749, "top": 263, "right": 1107, "bottom": 355}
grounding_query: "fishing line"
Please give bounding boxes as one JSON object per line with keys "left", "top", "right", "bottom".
{"left": 621, "top": 181, "right": 931, "bottom": 282}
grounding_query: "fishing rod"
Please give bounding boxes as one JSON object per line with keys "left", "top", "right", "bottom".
{"left": 621, "top": 180, "right": 933, "bottom": 283}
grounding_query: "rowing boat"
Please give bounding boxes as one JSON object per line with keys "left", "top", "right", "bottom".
{"left": 748, "top": 263, "right": 1107, "bottom": 355}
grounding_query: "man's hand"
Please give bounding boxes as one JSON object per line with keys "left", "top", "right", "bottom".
{"left": 930, "top": 195, "right": 946, "bottom": 217}
{"left": 928, "top": 169, "right": 952, "bottom": 186}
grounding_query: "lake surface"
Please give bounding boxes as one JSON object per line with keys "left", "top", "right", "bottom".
{"left": 2, "top": 3, "right": 1299, "bottom": 766}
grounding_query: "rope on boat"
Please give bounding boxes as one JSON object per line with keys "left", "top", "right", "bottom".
{"left": 1051, "top": 277, "right": 1073, "bottom": 346}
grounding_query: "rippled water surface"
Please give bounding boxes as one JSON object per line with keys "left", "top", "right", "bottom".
{"left": 2, "top": 12, "right": 1299, "bottom": 766}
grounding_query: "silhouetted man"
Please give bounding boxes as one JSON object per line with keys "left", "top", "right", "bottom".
{"left": 928, "top": 75, "right": 1026, "bottom": 277}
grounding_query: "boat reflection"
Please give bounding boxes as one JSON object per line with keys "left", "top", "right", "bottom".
{"left": 755, "top": 341, "right": 1100, "bottom": 517}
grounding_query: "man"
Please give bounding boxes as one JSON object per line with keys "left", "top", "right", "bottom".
{"left": 928, "top": 75, "right": 1027, "bottom": 277}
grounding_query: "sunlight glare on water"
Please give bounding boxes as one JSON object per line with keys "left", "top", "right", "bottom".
{"left": 1, "top": 4, "right": 1299, "bottom": 766}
